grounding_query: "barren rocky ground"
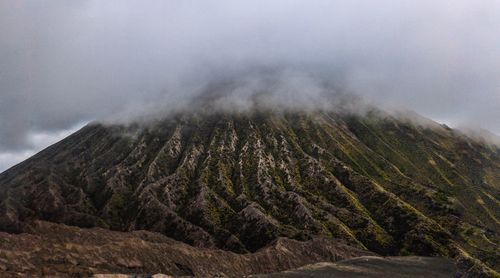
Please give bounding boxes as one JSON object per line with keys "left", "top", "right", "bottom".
{"left": 0, "top": 221, "right": 372, "bottom": 277}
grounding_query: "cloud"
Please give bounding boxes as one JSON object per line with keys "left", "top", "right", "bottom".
{"left": 0, "top": 151, "right": 33, "bottom": 173}
{"left": 0, "top": 123, "right": 83, "bottom": 172}
{"left": 1, "top": 0, "right": 499, "bottom": 170}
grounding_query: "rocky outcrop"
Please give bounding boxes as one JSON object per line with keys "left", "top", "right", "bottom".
{"left": 0, "top": 221, "right": 373, "bottom": 277}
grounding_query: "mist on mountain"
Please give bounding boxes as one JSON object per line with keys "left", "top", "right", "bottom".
{"left": 1, "top": 0, "right": 499, "bottom": 154}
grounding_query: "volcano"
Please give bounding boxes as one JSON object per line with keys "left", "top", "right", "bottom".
{"left": 0, "top": 109, "right": 498, "bottom": 276}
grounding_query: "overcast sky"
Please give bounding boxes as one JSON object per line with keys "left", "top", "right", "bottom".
{"left": 1, "top": 0, "right": 500, "bottom": 172}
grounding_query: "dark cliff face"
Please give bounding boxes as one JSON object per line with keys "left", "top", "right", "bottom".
{"left": 0, "top": 110, "right": 498, "bottom": 275}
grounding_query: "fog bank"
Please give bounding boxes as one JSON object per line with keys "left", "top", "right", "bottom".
{"left": 1, "top": 0, "right": 499, "bottom": 171}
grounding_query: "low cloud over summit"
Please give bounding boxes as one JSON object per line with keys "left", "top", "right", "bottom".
{"left": 1, "top": 0, "right": 499, "bottom": 171}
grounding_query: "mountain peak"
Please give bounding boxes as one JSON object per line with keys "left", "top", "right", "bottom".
{"left": 0, "top": 111, "right": 498, "bottom": 275}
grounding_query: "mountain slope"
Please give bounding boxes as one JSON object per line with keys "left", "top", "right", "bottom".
{"left": 0, "top": 110, "right": 498, "bottom": 275}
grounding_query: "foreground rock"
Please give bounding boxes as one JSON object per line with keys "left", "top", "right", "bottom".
{"left": 0, "top": 221, "right": 372, "bottom": 277}
{"left": 251, "top": 256, "right": 458, "bottom": 278}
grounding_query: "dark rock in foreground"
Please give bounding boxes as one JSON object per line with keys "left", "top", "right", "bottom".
{"left": 251, "top": 256, "right": 458, "bottom": 278}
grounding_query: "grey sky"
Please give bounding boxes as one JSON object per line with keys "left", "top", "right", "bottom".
{"left": 1, "top": 0, "right": 500, "bottom": 172}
